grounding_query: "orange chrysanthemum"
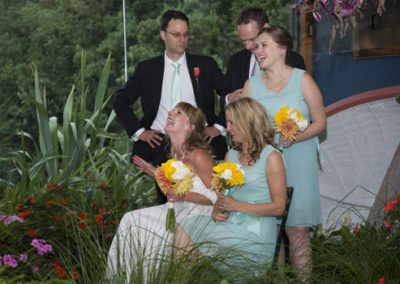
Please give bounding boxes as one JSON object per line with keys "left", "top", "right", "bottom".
{"left": 276, "top": 119, "right": 299, "bottom": 141}
{"left": 211, "top": 174, "right": 223, "bottom": 193}
{"left": 154, "top": 167, "right": 172, "bottom": 195}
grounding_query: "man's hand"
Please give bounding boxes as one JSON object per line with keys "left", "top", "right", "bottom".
{"left": 203, "top": 126, "right": 221, "bottom": 144}
{"left": 132, "top": 155, "right": 156, "bottom": 176}
{"left": 227, "top": 88, "right": 244, "bottom": 103}
{"left": 139, "top": 130, "right": 163, "bottom": 148}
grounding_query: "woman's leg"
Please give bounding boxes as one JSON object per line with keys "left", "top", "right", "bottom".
{"left": 285, "top": 226, "right": 312, "bottom": 283}
{"left": 174, "top": 224, "right": 201, "bottom": 261}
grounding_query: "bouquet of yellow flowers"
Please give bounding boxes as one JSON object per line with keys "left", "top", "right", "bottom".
{"left": 274, "top": 105, "right": 308, "bottom": 142}
{"left": 211, "top": 161, "right": 245, "bottom": 195}
{"left": 154, "top": 159, "right": 193, "bottom": 233}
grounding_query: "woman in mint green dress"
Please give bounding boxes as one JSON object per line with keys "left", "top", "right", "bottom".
{"left": 242, "top": 27, "right": 326, "bottom": 281}
{"left": 175, "top": 97, "right": 287, "bottom": 278}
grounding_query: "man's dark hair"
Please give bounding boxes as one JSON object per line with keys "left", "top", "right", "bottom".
{"left": 160, "top": 10, "right": 189, "bottom": 31}
{"left": 237, "top": 7, "right": 269, "bottom": 28}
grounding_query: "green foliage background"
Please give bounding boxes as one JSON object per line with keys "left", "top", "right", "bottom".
{"left": 0, "top": 0, "right": 290, "bottom": 138}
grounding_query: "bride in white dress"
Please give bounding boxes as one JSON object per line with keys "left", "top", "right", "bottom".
{"left": 107, "top": 102, "right": 217, "bottom": 282}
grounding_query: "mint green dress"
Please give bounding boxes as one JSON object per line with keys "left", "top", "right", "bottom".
{"left": 180, "top": 145, "right": 278, "bottom": 272}
{"left": 249, "top": 68, "right": 321, "bottom": 227}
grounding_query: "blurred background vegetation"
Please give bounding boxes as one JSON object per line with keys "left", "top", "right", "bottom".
{"left": 0, "top": 0, "right": 291, "bottom": 164}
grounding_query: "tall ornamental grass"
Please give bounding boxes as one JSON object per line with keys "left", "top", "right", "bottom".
{"left": 0, "top": 52, "right": 156, "bottom": 282}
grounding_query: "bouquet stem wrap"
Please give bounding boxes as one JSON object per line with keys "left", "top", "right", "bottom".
{"left": 166, "top": 202, "right": 176, "bottom": 233}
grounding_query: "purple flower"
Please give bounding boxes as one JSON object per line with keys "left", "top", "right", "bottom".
{"left": 3, "top": 255, "right": 17, "bottom": 268}
{"left": 31, "top": 238, "right": 53, "bottom": 255}
{"left": 313, "top": 11, "right": 322, "bottom": 22}
{"left": 32, "top": 265, "right": 40, "bottom": 273}
{"left": 19, "top": 252, "right": 28, "bottom": 263}
{"left": 0, "top": 214, "right": 23, "bottom": 225}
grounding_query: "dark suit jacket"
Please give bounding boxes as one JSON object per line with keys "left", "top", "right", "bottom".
{"left": 225, "top": 49, "right": 306, "bottom": 93}
{"left": 113, "top": 53, "right": 229, "bottom": 160}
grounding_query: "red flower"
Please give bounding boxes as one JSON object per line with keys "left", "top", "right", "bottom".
{"left": 193, "top": 67, "right": 200, "bottom": 91}
{"left": 384, "top": 198, "right": 398, "bottom": 212}
{"left": 95, "top": 214, "right": 103, "bottom": 225}
{"left": 383, "top": 220, "right": 392, "bottom": 229}
{"left": 52, "top": 260, "right": 67, "bottom": 279}
{"left": 351, "top": 224, "right": 359, "bottom": 234}
{"left": 99, "top": 182, "right": 111, "bottom": 191}
{"left": 59, "top": 199, "right": 68, "bottom": 206}
{"left": 79, "top": 212, "right": 87, "bottom": 219}
{"left": 56, "top": 268, "right": 67, "bottom": 279}
{"left": 72, "top": 271, "right": 79, "bottom": 280}
{"left": 193, "top": 67, "right": 200, "bottom": 77}
{"left": 78, "top": 222, "right": 86, "bottom": 229}
{"left": 377, "top": 276, "right": 385, "bottom": 284}
{"left": 15, "top": 203, "right": 25, "bottom": 211}
{"left": 44, "top": 200, "right": 54, "bottom": 209}
{"left": 98, "top": 207, "right": 108, "bottom": 214}
{"left": 52, "top": 260, "right": 61, "bottom": 269}
{"left": 47, "top": 183, "right": 59, "bottom": 191}
{"left": 54, "top": 213, "right": 62, "bottom": 222}
{"left": 27, "top": 228, "right": 39, "bottom": 238}
{"left": 66, "top": 213, "right": 73, "bottom": 219}
{"left": 18, "top": 209, "right": 31, "bottom": 219}
{"left": 91, "top": 201, "right": 97, "bottom": 208}
{"left": 26, "top": 196, "right": 36, "bottom": 205}
{"left": 120, "top": 200, "right": 128, "bottom": 209}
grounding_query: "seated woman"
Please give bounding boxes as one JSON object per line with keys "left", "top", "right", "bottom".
{"left": 107, "top": 102, "right": 217, "bottom": 282}
{"left": 175, "top": 97, "right": 287, "bottom": 277}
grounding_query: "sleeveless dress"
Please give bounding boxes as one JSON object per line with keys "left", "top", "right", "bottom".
{"left": 106, "top": 176, "right": 216, "bottom": 282}
{"left": 249, "top": 68, "right": 321, "bottom": 227}
{"left": 179, "top": 145, "right": 278, "bottom": 275}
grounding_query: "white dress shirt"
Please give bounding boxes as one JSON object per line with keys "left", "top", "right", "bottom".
{"left": 150, "top": 53, "right": 197, "bottom": 133}
{"left": 132, "top": 52, "right": 225, "bottom": 140}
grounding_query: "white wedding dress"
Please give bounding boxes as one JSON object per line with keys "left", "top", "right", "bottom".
{"left": 106, "top": 176, "right": 216, "bottom": 283}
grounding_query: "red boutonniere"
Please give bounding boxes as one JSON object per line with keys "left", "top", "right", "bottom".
{"left": 193, "top": 67, "right": 200, "bottom": 91}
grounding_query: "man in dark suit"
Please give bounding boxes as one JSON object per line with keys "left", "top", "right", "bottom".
{"left": 113, "top": 10, "right": 228, "bottom": 203}
{"left": 225, "top": 7, "right": 305, "bottom": 102}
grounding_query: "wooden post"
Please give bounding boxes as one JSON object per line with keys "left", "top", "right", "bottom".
{"left": 298, "top": 13, "right": 313, "bottom": 73}
{"left": 368, "top": 144, "right": 400, "bottom": 223}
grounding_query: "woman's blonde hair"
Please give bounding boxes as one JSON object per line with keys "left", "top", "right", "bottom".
{"left": 225, "top": 97, "right": 275, "bottom": 164}
{"left": 174, "top": 102, "right": 212, "bottom": 156}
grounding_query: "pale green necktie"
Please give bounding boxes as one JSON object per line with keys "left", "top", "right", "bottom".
{"left": 251, "top": 60, "right": 258, "bottom": 76}
{"left": 171, "top": 62, "right": 181, "bottom": 107}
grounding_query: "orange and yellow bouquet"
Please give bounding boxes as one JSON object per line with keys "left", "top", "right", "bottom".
{"left": 274, "top": 105, "right": 308, "bottom": 142}
{"left": 154, "top": 159, "right": 193, "bottom": 233}
{"left": 211, "top": 161, "right": 245, "bottom": 195}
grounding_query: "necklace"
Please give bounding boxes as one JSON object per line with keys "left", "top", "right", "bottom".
{"left": 263, "top": 69, "right": 291, "bottom": 92}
